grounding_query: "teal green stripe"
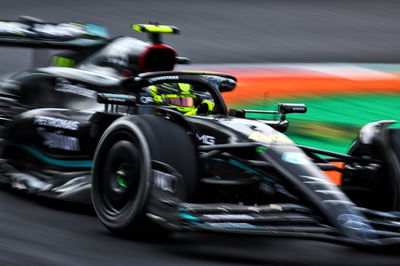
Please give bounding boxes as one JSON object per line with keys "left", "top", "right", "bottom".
{"left": 103, "top": 93, "right": 132, "bottom": 98}
{"left": 18, "top": 145, "right": 93, "bottom": 168}
{"left": 179, "top": 213, "right": 200, "bottom": 221}
{"left": 211, "top": 158, "right": 275, "bottom": 183}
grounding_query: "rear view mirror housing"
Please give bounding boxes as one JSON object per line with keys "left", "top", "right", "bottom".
{"left": 218, "top": 79, "right": 236, "bottom": 92}
{"left": 278, "top": 103, "right": 307, "bottom": 114}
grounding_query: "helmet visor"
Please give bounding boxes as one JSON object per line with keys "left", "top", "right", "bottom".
{"left": 166, "top": 97, "right": 195, "bottom": 107}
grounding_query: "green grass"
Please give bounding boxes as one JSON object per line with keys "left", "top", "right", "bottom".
{"left": 232, "top": 93, "right": 400, "bottom": 153}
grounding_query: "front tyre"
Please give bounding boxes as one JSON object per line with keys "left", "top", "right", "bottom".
{"left": 91, "top": 115, "right": 198, "bottom": 236}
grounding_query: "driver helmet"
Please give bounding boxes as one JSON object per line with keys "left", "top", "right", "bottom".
{"left": 147, "top": 83, "right": 215, "bottom": 115}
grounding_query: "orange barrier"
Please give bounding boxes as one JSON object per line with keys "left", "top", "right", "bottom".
{"left": 218, "top": 70, "right": 400, "bottom": 105}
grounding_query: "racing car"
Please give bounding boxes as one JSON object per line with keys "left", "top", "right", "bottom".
{"left": 0, "top": 17, "right": 400, "bottom": 248}
{"left": 0, "top": 16, "right": 189, "bottom": 200}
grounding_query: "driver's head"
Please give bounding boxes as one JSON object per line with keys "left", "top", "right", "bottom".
{"left": 148, "top": 83, "right": 214, "bottom": 115}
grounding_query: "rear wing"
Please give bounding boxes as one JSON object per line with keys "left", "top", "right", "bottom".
{"left": 0, "top": 17, "right": 189, "bottom": 70}
{"left": 0, "top": 16, "right": 109, "bottom": 50}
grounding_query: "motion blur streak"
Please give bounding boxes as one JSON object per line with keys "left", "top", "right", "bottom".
{"left": 181, "top": 63, "right": 400, "bottom": 153}
{"left": 1, "top": 0, "right": 400, "bottom": 265}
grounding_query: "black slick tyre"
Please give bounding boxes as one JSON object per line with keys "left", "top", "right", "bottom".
{"left": 91, "top": 115, "right": 198, "bottom": 237}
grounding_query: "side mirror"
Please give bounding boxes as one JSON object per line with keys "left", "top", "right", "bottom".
{"left": 278, "top": 103, "right": 307, "bottom": 114}
{"left": 219, "top": 79, "right": 236, "bottom": 92}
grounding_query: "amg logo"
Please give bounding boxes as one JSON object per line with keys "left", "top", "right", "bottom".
{"left": 196, "top": 134, "right": 215, "bottom": 145}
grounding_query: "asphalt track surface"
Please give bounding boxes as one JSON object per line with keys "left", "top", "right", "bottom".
{"left": 1, "top": 0, "right": 400, "bottom": 265}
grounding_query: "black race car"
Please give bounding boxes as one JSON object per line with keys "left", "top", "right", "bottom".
{"left": 1, "top": 17, "right": 400, "bottom": 248}
{"left": 0, "top": 16, "right": 188, "bottom": 201}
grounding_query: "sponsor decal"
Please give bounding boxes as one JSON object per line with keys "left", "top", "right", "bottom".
{"left": 248, "top": 132, "right": 292, "bottom": 144}
{"left": 54, "top": 78, "right": 96, "bottom": 98}
{"left": 34, "top": 116, "right": 79, "bottom": 131}
{"left": 204, "top": 223, "right": 258, "bottom": 229}
{"left": 106, "top": 97, "right": 125, "bottom": 102}
{"left": 0, "top": 21, "right": 33, "bottom": 35}
{"left": 291, "top": 107, "right": 305, "bottom": 112}
{"left": 139, "top": 96, "right": 154, "bottom": 104}
{"left": 153, "top": 170, "right": 176, "bottom": 193}
{"left": 281, "top": 152, "right": 311, "bottom": 165}
{"left": 196, "top": 134, "right": 216, "bottom": 145}
{"left": 148, "top": 76, "right": 179, "bottom": 83}
{"left": 104, "top": 55, "right": 129, "bottom": 68}
{"left": 33, "top": 23, "right": 86, "bottom": 37}
{"left": 36, "top": 128, "right": 80, "bottom": 151}
{"left": 203, "top": 214, "right": 254, "bottom": 221}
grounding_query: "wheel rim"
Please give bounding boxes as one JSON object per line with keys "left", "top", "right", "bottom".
{"left": 112, "top": 162, "right": 129, "bottom": 193}
{"left": 100, "top": 140, "right": 142, "bottom": 214}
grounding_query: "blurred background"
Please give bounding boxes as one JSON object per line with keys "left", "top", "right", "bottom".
{"left": 1, "top": 0, "right": 400, "bottom": 265}
{"left": 1, "top": 0, "right": 400, "bottom": 153}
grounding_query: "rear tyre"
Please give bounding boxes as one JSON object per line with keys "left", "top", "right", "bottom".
{"left": 91, "top": 115, "right": 198, "bottom": 237}
{"left": 345, "top": 128, "right": 400, "bottom": 211}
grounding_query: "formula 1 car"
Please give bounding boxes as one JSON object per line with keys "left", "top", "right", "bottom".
{"left": 1, "top": 18, "right": 400, "bottom": 248}
{"left": 0, "top": 16, "right": 189, "bottom": 201}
